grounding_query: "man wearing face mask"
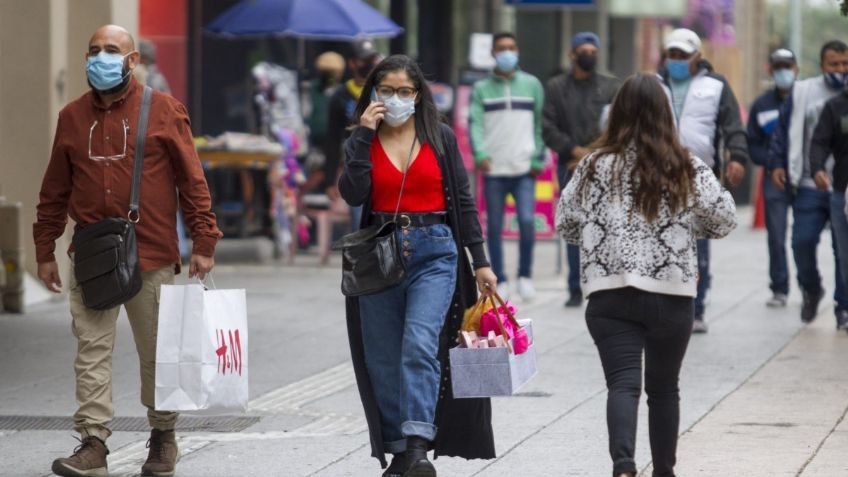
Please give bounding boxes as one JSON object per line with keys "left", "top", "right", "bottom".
{"left": 324, "top": 40, "right": 381, "bottom": 230}
{"left": 769, "top": 40, "right": 848, "bottom": 329}
{"left": 746, "top": 49, "right": 799, "bottom": 308}
{"left": 305, "top": 51, "right": 344, "bottom": 187}
{"left": 542, "top": 31, "right": 620, "bottom": 308}
{"left": 810, "top": 65, "right": 848, "bottom": 335}
{"left": 34, "top": 25, "right": 221, "bottom": 477}
{"left": 659, "top": 28, "right": 749, "bottom": 334}
{"left": 469, "top": 31, "right": 545, "bottom": 301}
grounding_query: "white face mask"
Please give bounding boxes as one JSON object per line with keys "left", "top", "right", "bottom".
{"left": 382, "top": 94, "right": 416, "bottom": 127}
{"left": 772, "top": 68, "right": 796, "bottom": 90}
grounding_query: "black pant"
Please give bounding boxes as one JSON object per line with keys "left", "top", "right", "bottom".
{"left": 585, "top": 287, "right": 693, "bottom": 477}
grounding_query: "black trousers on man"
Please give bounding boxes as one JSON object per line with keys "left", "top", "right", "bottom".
{"left": 586, "top": 287, "right": 693, "bottom": 477}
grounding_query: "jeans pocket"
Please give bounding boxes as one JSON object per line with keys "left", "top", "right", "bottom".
{"left": 655, "top": 293, "right": 694, "bottom": 328}
{"left": 586, "top": 288, "right": 627, "bottom": 320}
{"left": 423, "top": 224, "right": 453, "bottom": 240}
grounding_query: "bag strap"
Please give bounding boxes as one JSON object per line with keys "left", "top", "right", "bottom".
{"left": 391, "top": 136, "right": 418, "bottom": 222}
{"left": 487, "top": 294, "right": 514, "bottom": 354}
{"left": 491, "top": 291, "right": 523, "bottom": 330}
{"left": 128, "top": 85, "right": 153, "bottom": 223}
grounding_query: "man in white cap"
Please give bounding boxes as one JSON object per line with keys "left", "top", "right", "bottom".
{"left": 659, "top": 28, "right": 749, "bottom": 334}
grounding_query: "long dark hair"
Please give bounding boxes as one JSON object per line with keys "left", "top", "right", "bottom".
{"left": 578, "top": 73, "right": 695, "bottom": 222}
{"left": 352, "top": 54, "right": 445, "bottom": 157}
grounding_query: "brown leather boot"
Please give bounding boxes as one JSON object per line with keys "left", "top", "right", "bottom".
{"left": 141, "top": 429, "right": 180, "bottom": 477}
{"left": 51, "top": 436, "right": 109, "bottom": 477}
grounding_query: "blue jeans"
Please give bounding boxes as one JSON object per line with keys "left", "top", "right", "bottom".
{"left": 567, "top": 243, "right": 581, "bottom": 294}
{"left": 792, "top": 187, "right": 848, "bottom": 312}
{"left": 359, "top": 223, "right": 457, "bottom": 453}
{"left": 694, "top": 239, "right": 711, "bottom": 318}
{"left": 763, "top": 177, "right": 791, "bottom": 295}
{"left": 831, "top": 192, "right": 848, "bottom": 302}
{"left": 484, "top": 174, "right": 536, "bottom": 282}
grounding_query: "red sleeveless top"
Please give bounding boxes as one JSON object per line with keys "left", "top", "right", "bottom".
{"left": 370, "top": 137, "right": 447, "bottom": 213}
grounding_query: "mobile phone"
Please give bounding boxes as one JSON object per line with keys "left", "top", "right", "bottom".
{"left": 370, "top": 88, "right": 378, "bottom": 102}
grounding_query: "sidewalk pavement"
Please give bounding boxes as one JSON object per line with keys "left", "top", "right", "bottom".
{"left": 1, "top": 206, "right": 846, "bottom": 476}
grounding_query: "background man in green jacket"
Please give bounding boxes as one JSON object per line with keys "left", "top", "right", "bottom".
{"left": 470, "top": 31, "right": 545, "bottom": 302}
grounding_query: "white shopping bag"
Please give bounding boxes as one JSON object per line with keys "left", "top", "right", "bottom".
{"left": 450, "top": 320, "right": 538, "bottom": 398}
{"left": 155, "top": 283, "right": 248, "bottom": 414}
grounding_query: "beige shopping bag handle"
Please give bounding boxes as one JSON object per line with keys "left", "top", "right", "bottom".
{"left": 467, "top": 293, "right": 489, "bottom": 316}
{"left": 460, "top": 293, "right": 490, "bottom": 335}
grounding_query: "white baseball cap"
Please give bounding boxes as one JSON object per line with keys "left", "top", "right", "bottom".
{"left": 664, "top": 28, "right": 701, "bottom": 55}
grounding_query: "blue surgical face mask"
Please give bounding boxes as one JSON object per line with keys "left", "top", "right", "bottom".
{"left": 825, "top": 72, "right": 847, "bottom": 90}
{"left": 666, "top": 59, "right": 691, "bottom": 81}
{"left": 494, "top": 51, "right": 519, "bottom": 72}
{"left": 772, "top": 68, "right": 796, "bottom": 90}
{"left": 86, "top": 51, "right": 131, "bottom": 91}
{"left": 382, "top": 94, "right": 416, "bottom": 127}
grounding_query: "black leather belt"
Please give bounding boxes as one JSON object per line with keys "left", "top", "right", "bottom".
{"left": 372, "top": 212, "right": 447, "bottom": 228}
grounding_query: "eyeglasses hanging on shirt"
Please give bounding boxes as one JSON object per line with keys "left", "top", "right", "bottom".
{"left": 88, "top": 118, "right": 129, "bottom": 161}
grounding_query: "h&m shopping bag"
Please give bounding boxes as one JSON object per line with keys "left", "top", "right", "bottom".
{"left": 155, "top": 283, "right": 248, "bottom": 414}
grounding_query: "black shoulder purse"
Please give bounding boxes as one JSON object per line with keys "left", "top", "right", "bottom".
{"left": 331, "top": 137, "right": 417, "bottom": 297}
{"left": 72, "top": 86, "right": 153, "bottom": 310}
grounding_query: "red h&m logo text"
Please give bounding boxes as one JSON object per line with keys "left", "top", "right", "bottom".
{"left": 215, "top": 329, "right": 243, "bottom": 376}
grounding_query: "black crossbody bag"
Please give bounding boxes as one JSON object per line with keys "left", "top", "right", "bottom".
{"left": 72, "top": 86, "right": 152, "bottom": 310}
{"left": 331, "top": 137, "right": 417, "bottom": 297}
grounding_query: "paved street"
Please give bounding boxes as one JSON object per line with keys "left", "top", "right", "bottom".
{"left": 2, "top": 206, "right": 847, "bottom": 477}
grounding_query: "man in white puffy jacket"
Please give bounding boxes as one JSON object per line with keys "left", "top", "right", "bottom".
{"left": 659, "top": 28, "right": 749, "bottom": 333}
{"left": 768, "top": 40, "right": 848, "bottom": 330}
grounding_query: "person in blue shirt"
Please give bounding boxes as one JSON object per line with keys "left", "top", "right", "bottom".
{"left": 746, "top": 49, "right": 798, "bottom": 308}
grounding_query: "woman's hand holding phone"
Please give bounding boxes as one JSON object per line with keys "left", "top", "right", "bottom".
{"left": 360, "top": 90, "right": 385, "bottom": 130}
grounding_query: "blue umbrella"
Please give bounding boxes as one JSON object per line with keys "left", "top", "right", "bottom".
{"left": 205, "top": 0, "right": 404, "bottom": 40}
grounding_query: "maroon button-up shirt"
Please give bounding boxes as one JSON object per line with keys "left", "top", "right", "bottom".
{"left": 34, "top": 80, "right": 222, "bottom": 272}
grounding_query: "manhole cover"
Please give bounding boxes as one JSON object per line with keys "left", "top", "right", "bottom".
{"left": 0, "top": 415, "right": 260, "bottom": 432}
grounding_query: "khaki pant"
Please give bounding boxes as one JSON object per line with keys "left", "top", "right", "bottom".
{"left": 69, "top": 263, "right": 177, "bottom": 441}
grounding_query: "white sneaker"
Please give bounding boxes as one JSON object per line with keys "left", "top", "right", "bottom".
{"left": 518, "top": 277, "right": 536, "bottom": 301}
{"left": 766, "top": 293, "right": 787, "bottom": 308}
{"left": 496, "top": 282, "right": 510, "bottom": 299}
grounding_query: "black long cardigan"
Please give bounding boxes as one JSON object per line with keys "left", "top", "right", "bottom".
{"left": 338, "top": 124, "right": 496, "bottom": 468}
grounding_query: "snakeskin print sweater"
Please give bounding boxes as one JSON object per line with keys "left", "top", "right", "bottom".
{"left": 556, "top": 151, "right": 737, "bottom": 297}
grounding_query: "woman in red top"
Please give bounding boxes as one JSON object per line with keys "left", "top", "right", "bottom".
{"left": 339, "top": 55, "right": 497, "bottom": 477}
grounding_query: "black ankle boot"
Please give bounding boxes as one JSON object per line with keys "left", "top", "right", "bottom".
{"left": 382, "top": 453, "right": 407, "bottom": 477}
{"left": 402, "top": 437, "right": 436, "bottom": 477}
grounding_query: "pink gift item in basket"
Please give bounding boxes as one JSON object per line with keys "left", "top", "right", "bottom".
{"left": 479, "top": 293, "right": 531, "bottom": 355}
